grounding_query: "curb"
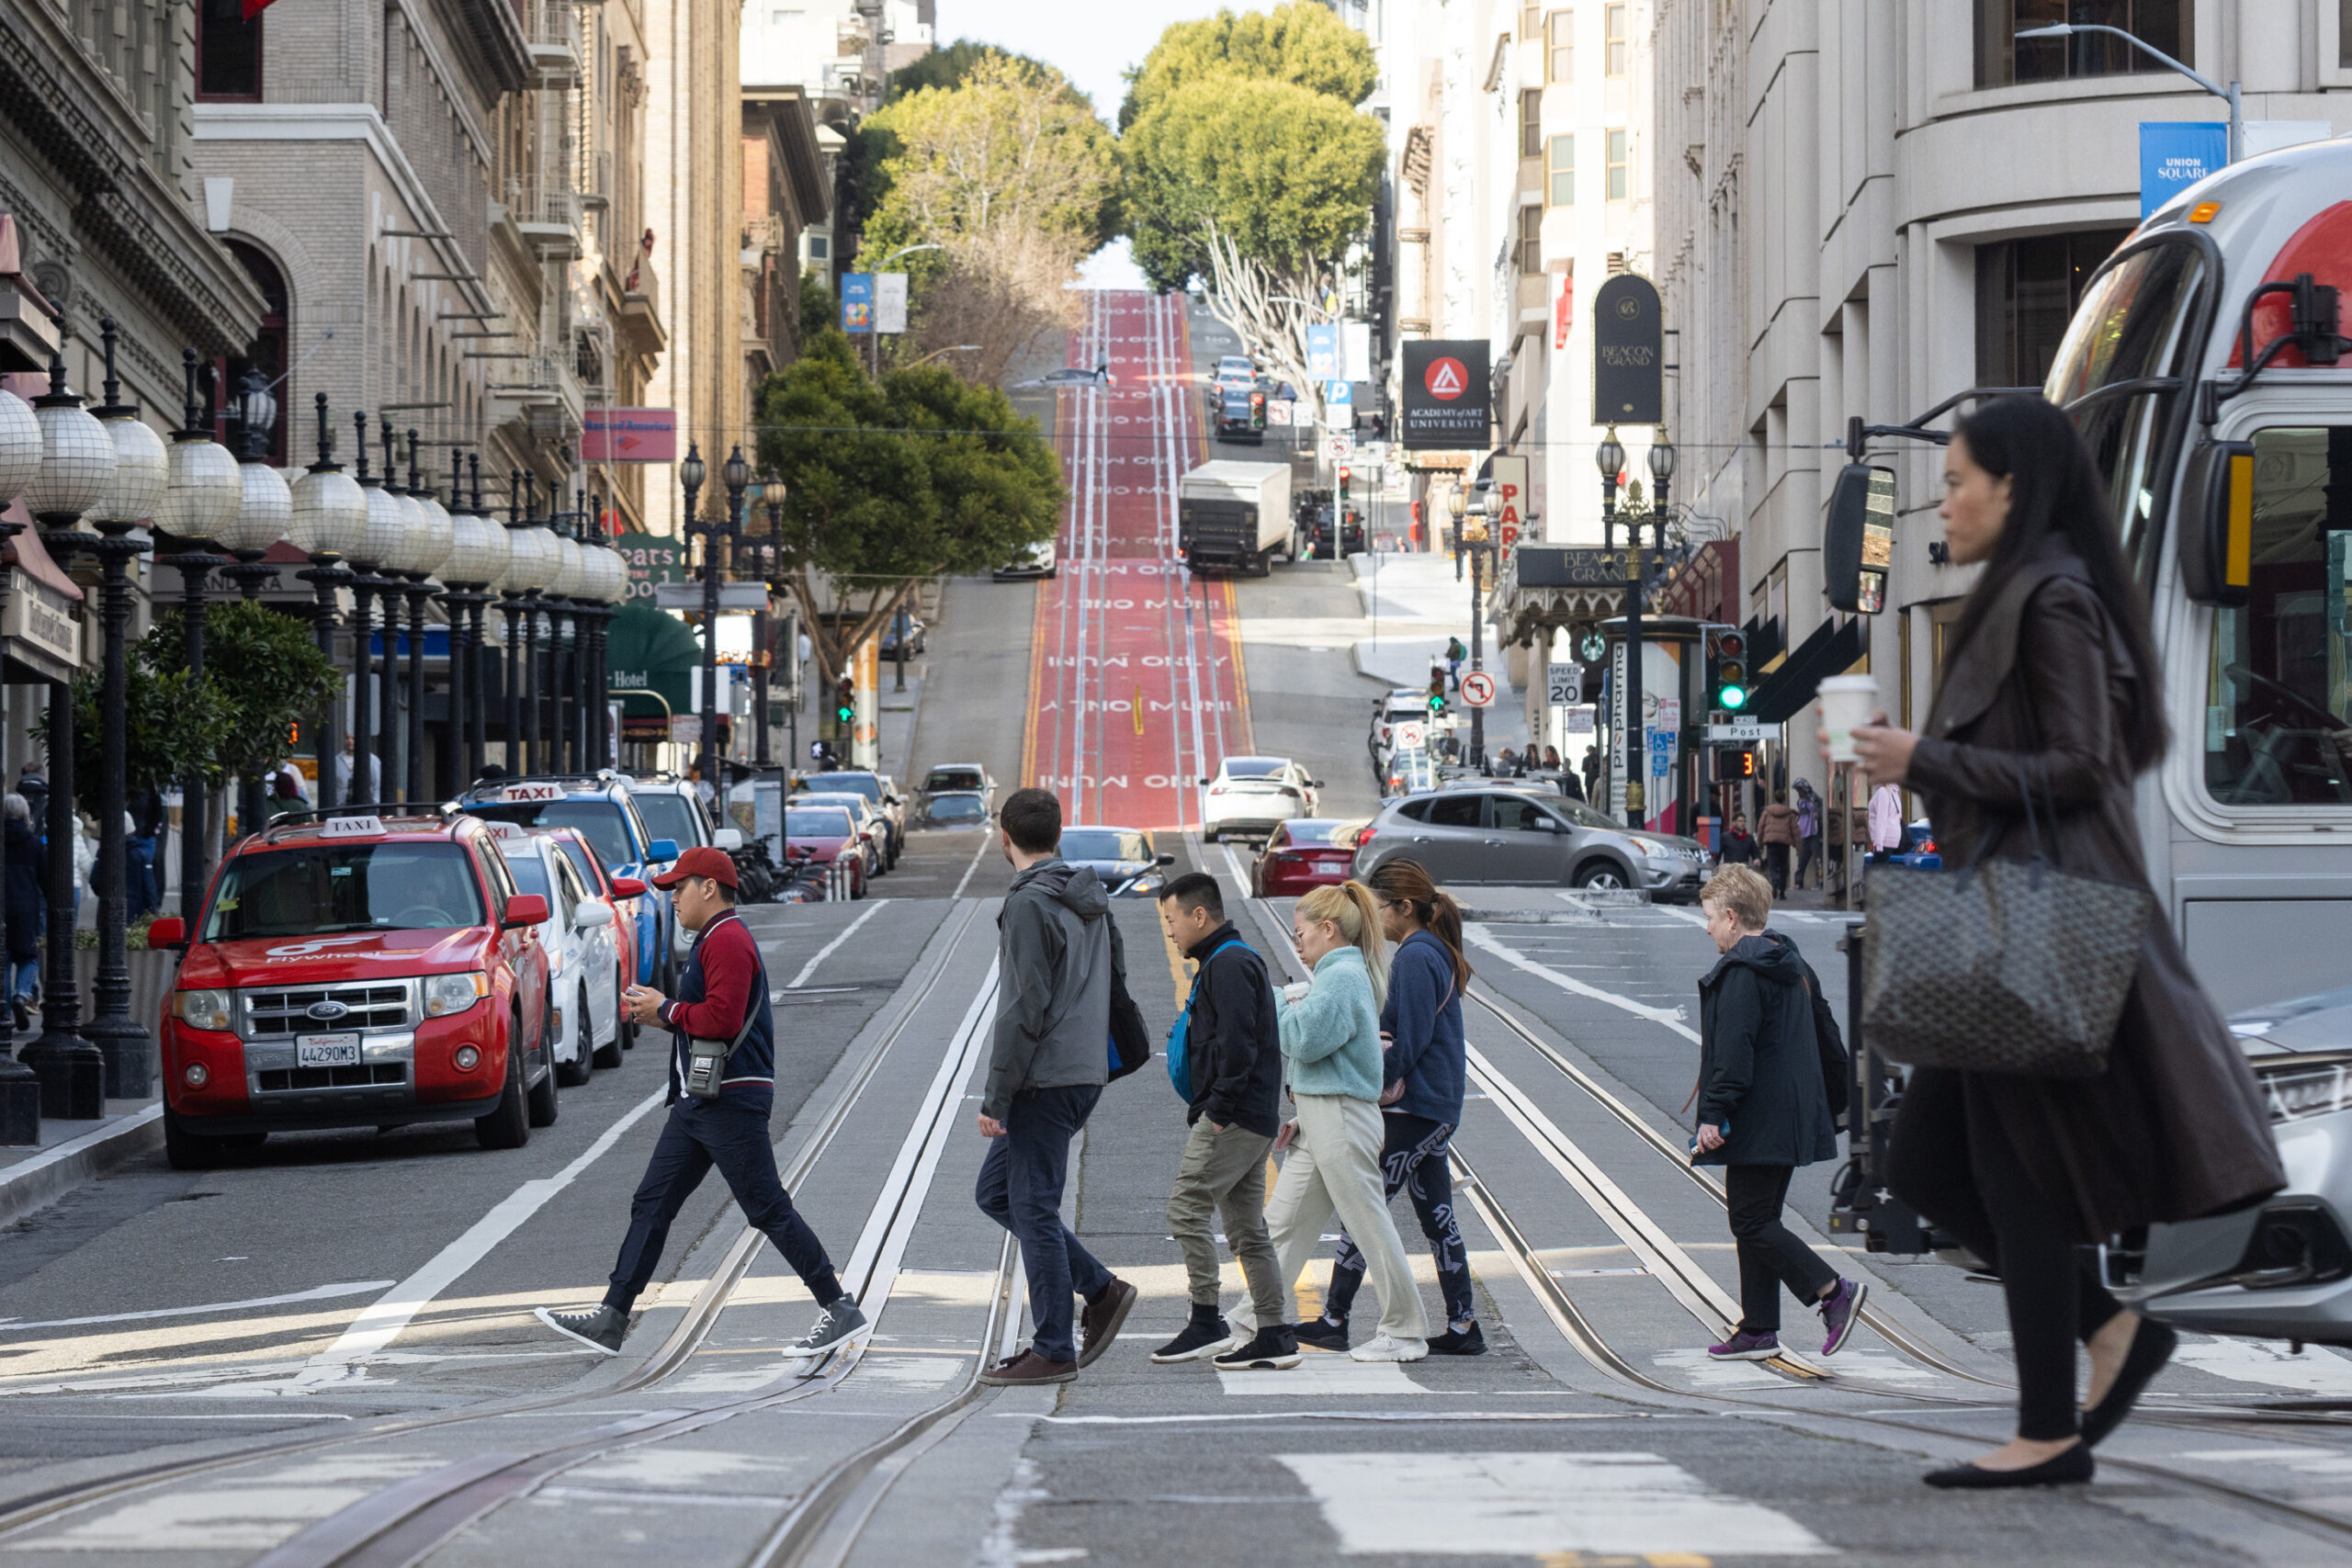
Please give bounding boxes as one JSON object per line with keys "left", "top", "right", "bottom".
{"left": 0, "top": 1104, "right": 164, "bottom": 1229}
{"left": 1459, "top": 908, "right": 1600, "bottom": 925}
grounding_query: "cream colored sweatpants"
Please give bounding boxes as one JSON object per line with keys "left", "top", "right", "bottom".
{"left": 1237, "top": 1090, "right": 1428, "bottom": 1343}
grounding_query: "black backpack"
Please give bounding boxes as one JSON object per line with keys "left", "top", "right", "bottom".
{"left": 1104, "top": 915, "right": 1152, "bottom": 1082}
{"left": 1797, "top": 957, "right": 1851, "bottom": 1130}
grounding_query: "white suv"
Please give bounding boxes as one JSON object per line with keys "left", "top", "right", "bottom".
{"left": 1200, "top": 756, "right": 1321, "bottom": 843}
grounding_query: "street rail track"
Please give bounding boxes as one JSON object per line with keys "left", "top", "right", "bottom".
{"left": 0, "top": 898, "right": 1005, "bottom": 1557}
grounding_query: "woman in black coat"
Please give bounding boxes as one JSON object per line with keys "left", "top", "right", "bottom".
{"left": 1849, "top": 397, "right": 2285, "bottom": 1488}
{"left": 4, "top": 795, "right": 41, "bottom": 1021}
{"left": 1691, "top": 863, "right": 1862, "bottom": 1362}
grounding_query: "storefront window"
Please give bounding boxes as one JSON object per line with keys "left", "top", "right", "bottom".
{"left": 1975, "top": 0, "right": 2190, "bottom": 89}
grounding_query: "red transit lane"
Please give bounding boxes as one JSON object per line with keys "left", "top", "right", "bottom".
{"left": 1021, "top": 290, "right": 1253, "bottom": 833}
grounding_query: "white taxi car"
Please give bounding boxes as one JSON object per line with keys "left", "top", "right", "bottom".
{"left": 489, "top": 823, "right": 622, "bottom": 1087}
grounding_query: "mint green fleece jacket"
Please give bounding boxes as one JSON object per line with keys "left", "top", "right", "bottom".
{"left": 1277, "top": 945, "right": 1385, "bottom": 1101}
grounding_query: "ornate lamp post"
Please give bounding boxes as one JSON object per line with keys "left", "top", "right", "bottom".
{"left": 697, "top": 446, "right": 748, "bottom": 788}
{"left": 79, "top": 322, "right": 170, "bottom": 1100}
{"left": 345, "top": 411, "right": 402, "bottom": 806}
{"left": 676, "top": 444, "right": 707, "bottom": 778}
{"left": 752, "top": 471, "right": 786, "bottom": 768}
{"left": 581, "top": 518, "right": 626, "bottom": 769}
{"left": 0, "top": 371, "right": 38, "bottom": 1141}
{"left": 401, "top": 433, "right": 453, "bottom": 801}
{"left": 213, "top": 369, "right": 286, "bottom": 608}
{"left": 507, "top": 475, "right": 560, "bottom": 776}
{"left": 440, "top": 457, "right": 506, "bottom": 790}
{"left": 1594, "top": 426, "right": 1643, "bottom": 827}
{"left": 154, "top": 354, "right": 241, "bottom": 920}
{"left": 540, "top": 499, "right": 582, "bottom": 775}
{"left": 1448, "top": 480, "right": 1497, "bottom": 770}
{"left": 287, "top": 395, "right": 367, "bottom": 817}
{"left": 19, "top": 317, "right": 113, "bottom": 1119}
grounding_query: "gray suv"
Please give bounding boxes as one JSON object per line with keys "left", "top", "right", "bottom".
{"left": 1351, "top": 787, "right": 1712, "bottom": 900}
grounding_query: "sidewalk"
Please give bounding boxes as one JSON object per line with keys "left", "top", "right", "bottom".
{"left": 1347, "top": 552, "right": 1530, "bottom": 751}
{"left": 0, "top": 1095, "right": 163, "bottom": 1228}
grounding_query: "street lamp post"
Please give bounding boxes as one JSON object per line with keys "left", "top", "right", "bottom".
{"left": 435, "top": 454, "right": 503, "bottom": 794}
{"left": 677, "top": 444, "right": 707, "bottom": 775}
{"left": 19, "top": 316, "right": 114, "bottom": 1119}
{"left": 753, "top": 472, "right": 786, "bottom": 767}
{"left": 498, "top": 473, "right": 527, "bottom": 776}
{"left": 0, "top": 364, "right": 37, "bottom": 1140}
{"left": 287, "top": 395, "right": 367, "bottom": 824}
{"left": 215, "top": 368, "right": 288, "bottom": 845}
{"left": 378, "top": 421, "right": 417, "bottom": 801}
{"left": 401, "top": 433, "right": 453, "bottom": 801}
{"left": 154, "top": 352, "right": 240, "bottom": 931}
{"left": 346, "top": 411, "right": 396, "bottom": 806}
{"left": 2015, "top": 22, "right": 2242, "bottom": 162}
{"left": 1595, "top": 427, "right": 1645, "bottom": 828}
{"left": 1646, "top": 434, "right": 1676, "bottom": 829}
{"left": 458, "top": 457, "right": 506, "bottom": 786}
{"left": 1446, "top": 482, "right": 1495, "bottom": 769}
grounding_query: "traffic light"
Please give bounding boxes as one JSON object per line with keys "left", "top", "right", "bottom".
{"left": 1337, "top": 466, "right": 1351, "bottom": 504}
{"left": 834, "top": 675, "right": 855, "bottom": 728}
{"left": 1705, "top": 626, "right": 1749, "bottom": 714}
{"left": 1249, "top": 391, "right": 1266, "bottom": 431}
{"left": 1426, "top": 668, "right": 1448, "bottom": 716}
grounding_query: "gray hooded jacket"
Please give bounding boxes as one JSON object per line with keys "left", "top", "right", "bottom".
{"left": 986, "top": 859, "right": 1112, "bottom": 1120}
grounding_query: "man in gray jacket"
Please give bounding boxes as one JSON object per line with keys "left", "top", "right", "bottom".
{"left": 974, "top": 787, "right": 1138, "bottom": 1385}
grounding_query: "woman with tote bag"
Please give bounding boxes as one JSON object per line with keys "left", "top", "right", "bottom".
{"left": 1843, "top": 396, "right": 2283, "bottom": 1489}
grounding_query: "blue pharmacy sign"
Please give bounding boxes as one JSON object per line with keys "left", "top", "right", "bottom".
{"left": 1306, "top": 323, "right": 1340, "bottom": 380}
{"left": 840, "top": 272, "right": 875, "bottom": 333}
{"left": 2140, "top": 122, "right": 2227, "bottom": 218}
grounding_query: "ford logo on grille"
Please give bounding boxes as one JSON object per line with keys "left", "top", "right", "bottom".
{"left": 306, "top": 999, "right": 351, "bottom": 1021}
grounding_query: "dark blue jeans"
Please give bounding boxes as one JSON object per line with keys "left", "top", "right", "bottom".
{"left": 605, "top": 1097, "right": 842, "bottom": 1313}
{"left": 975, "top": 1082, "right": 1112, "bottom": 1363}
{"left": 127, "top": 836, "right": 157, "bottom": 920}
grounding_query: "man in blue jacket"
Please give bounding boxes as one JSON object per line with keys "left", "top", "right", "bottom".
{"left": 536, "top": 847, "right": 865, "bottom": 1357}
{"left": 1150, "top": 873, "right": 1291, "bottom": 1370}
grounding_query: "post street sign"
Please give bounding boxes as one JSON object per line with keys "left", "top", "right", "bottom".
{"left": 1708, "top": 720, "right": 1768, "bottom": 742}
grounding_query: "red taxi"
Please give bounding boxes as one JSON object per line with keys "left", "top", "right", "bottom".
{"left": 147, "top": 809, "right": 557, "bottom": 1168}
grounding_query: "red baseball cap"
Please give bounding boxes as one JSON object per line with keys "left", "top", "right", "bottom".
{"left": 650, "top": 844, "right": 739, "bottom": 890}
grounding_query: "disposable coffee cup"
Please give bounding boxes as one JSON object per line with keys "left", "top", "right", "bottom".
{"left": 1283, "top": 981, "right": 1311, "bottom": 1004}
{"left": 1817, "top": 675, "right": 1881, "bottom": 763}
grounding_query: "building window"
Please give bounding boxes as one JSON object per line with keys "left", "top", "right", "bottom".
{"left": 1974, "top": 227, "right": 2132, "bottom": 387}
{"left": 1547, "top": 11, "right": 1574, "bottom": 84}
{"left": 1520, "top": 205, "right": 1544, "bottom": 273}
{"left": 1604, "top": 2, "right": 1627, "bottom": 74}
{"left": 1547, "top": 134, "right": 1575, "bottom": 206}
{"left": 1606, "top": 129, "right": 1627, "bottom": 200}
{"left": 196, "top": 0, "right": 262, "bottom": 100}
{"left": 221, "top": 241, "right": 290, "bottom": 464}
{"left": 1521, "top": 90, "right": 1543, "bottom": 159}
{"left": 1974, "top": 1, "right": 2190, "bottom": 89}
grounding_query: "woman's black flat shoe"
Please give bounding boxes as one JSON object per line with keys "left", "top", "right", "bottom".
{"left": 2079, "top": 1317, "right": 2179, "bottom": 1448}
{"left": 1923, "top": 1443, "right": 2093, "bottom": 1489}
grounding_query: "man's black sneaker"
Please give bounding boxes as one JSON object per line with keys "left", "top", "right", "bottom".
{"left": 1294, "top": 1314, "right": 1350, "bottom": 1353}
{"left": 1428, "top": 1321, "right": 1487, "bottom": 1356}
{"left": 1149, "top": 1312, "right": 1235, "bottom": 1363}
{"left": 1213, "top": 1325, "right": 1302, "bottom": 1371}
{"left": 1079, "top": 1279, "right": 1138, "bottom": 1368}
{"left": 536, "top": 1303, "right": 626, "bottom": 1354}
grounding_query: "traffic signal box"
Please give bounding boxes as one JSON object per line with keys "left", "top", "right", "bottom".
{"left": 1426, "top": 669, "right": 1447, "bottom": 717}
{"left": 1250, "top": 391, "right": 1266, "bottom": 431}
{"left": 1704, "top": 626, "right": 1748, "bottom": 714}
{"left": 834, "top": 675, "right": 855, "bottom": 730}
{"left": 1337, "top": 466, "right": 1351, "bottom": 505}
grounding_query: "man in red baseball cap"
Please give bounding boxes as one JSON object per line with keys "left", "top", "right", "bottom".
{"left": 537, "top": 844, "right": 864, "bottom": 1357}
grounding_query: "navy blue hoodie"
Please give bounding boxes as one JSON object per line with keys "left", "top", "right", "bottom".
{"left": 1382, "top": 929, "right": 1466, "bottom": 1123}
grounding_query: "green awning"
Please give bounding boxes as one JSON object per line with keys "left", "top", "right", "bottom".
{"left": 607, "top": 603, "right": 697, "bottom": 720}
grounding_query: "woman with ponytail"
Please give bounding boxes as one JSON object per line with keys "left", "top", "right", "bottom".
{"left": 1299, "top": 859, "right": 1481, "bottom": 1356}
{"left": 1242, "top": 880, "right": 1430, "bottom": 1364}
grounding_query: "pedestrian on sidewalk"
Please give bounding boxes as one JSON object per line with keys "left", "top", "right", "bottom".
{"left": 1718, "top": 813, "right": 1758, "bottom": 866}
{"left": 1792, "top": 781, "right": 1822, "bottom": 891}
{"left": 1756, "top": 792, "right": 1797, "bottom": 897}
{"left": 1690, "top": 864, "right": 1867, "bottom": 1365}
{"left": 1845, "top": 396, "right": 2283, "bottom": 1488}
{"left": 1245, "top": 882, "right": 1430, "bottom": 1362}
{"left": 1445, "top": 637, "right": 1465, "bottom": 692}
{"left": 1299, "top": 859, "right": 1482, "bottom": 1356}
{"left": 1150, "top": 872, "right": 1292, "bottom": 1371}
{"left": 972, "top": 788, "right": 1138, "bottom": 1386}
{"left": 4, "top": 795, "right": 38, "bottom": 1025}
{"left": 536, "top": 846, "right": 866, "bottom": 1359}
{"left": 1868, "top": 782, "right": 1905, "bottom": 863}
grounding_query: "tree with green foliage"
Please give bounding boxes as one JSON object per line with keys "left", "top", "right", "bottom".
{"left": 141, "top": 603, "right": 342, "bottom": 790}
{"left": 754, "top": 333, "right": 1061, "bottom": 677}
{"left": 800, "top": 267, "right": 838, "bottom": 347}
{"left": 1121, "top": 43, "right": 1384, "bottom": 412}
{"left": 1117, "top": 3, "right": 1377, "bottom": 130}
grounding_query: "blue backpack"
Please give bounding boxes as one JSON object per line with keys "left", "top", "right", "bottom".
{"left": 1167, "top": 939, "right": 1252, "bottom": 1097}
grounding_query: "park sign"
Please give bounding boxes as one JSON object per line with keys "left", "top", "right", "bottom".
{"left": 1592, "top": 274, "right": 1663, "bottom": 425}
{"left": 1399, "top": 340, "right": 1489, "bottom": 451}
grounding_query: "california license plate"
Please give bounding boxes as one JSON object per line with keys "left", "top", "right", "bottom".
{"left": 297, "top": 1032, "right": 361, "bottom": 1067}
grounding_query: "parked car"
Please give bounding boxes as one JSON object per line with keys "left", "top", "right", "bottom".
{"left": 795, "top": 772, "right": 904, "bottom": 866}
{"left": 627, "top": 776, "right": 742, "bottom": 858}
{"left": 2121, "top": 984, "right": 2352, "bottom": 1345}
{"left": 920, "top": 763, "right": 995, "bottom": 814}
{"left": 1250, "top": 819, "right": 1363, "bottom": 897}
{"left": 1057, "top": 826, "right": 1174, "bottom": 898}
{"left": 539, "top": 826, "right": 644, "bottom": 1053}
{"left": 1382, "top": 748, "right": 1438, "bottom": 797}
{"left": 796, "top": 791, "right": 888, "bottom": 883}
{"left": 1351, "top": 789, "right": 1712, "bottom": 899}
{"left": 993, "top": 538, "right": 1057, "bottom": 581}
{"left": 1214, "top": 355, "right": 1256, "bottom": 389}
{"left": 921, "top": 790, "right": 991, "bottom": 830}
{"left": 1301, "top": 501, "right": 1365, "bottom": 560}
{"left": 454, "top": 776, "right": 680, "bottom": 994}
{"left": 147, "top": 808, "right": 557, "bottom": 1167}
{"left": 880, "top": 613, "right": 926, "bottom": 659}
{"left": 1892, "top": 818, "right": 1942, "bottom": 870}
{"left": 784, "top": 804, "right": 866, "bottom": 899}
{"left": 1201, "top": 756, "right": 1321, "bottom": 842}
{"left": 489, "top": 823, "right": 622, "bottom": 1088}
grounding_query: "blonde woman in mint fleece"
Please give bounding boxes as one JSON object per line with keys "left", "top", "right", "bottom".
{"left": 1238, "top": 880, "right": 1430, "bottom": 1365}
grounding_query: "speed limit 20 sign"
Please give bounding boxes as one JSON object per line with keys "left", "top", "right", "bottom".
{"left": 1459, "top": 671, "right": 1497, "bottom": 708}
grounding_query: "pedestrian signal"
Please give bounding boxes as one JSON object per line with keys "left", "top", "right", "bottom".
{"left": 834, "top": 676, "right": 854, "bottom": 727}
{"left": 1705, "top": 626, "right": 1749, "bottom": 714}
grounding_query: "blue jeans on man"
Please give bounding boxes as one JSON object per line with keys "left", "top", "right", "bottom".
{"left": 975, "top": 1082, "right": 1112, "bottom": 1363}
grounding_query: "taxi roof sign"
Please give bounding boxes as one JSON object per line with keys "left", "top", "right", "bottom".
{"left": 320, "top": 815, "right": 387, "bottom": 838}
{"left": 486, "top": 820, "right": 531, "bottom": 841}
{"left": 501, "top": 783, "right": 566, "bottom": 803}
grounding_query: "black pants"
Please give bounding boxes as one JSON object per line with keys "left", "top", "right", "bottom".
{"left": 1887, "top": 1066, "right": 2124, "bottom": 1440}
{"left": 1325, "top": 1111, "right": 1476, "bottom": 1327}
{"left": 605, "top": 1098, "right": 842, "bottom": 1313}
{"left": 1763, "top": 842, "right": 1791, "bottom": 897}
{"left": 1724, "top": 1164, "right": 1838, "bottom": 1334}
{"left": 976, "top": 1082, "right": 1113, "bottom": 1364}
{"left": 1793, "top": 835, "right": 1821, "bottom": 889}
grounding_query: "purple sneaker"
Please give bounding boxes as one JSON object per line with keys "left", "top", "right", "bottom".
{"left": 1706, "top": 1329, "right": 1780, "bottom": 1361}
{"left": 1819, "top": 1277, "right": 1868, "bottom": 1356}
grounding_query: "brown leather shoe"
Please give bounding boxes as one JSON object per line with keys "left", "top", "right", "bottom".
{"left": 978, "top": 1349, "right": 1078, "bottom": 1386}
{"left": 1078, "top": 1279, "right": 1137, "bottom": 1368}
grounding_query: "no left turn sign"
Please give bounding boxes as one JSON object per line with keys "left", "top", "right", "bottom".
{"left": 1460, "top": 671, "right": 1497, "bottom": 707}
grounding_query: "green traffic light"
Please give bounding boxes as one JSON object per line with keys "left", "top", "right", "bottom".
{"left": 1719, "top": 683, "right": 1748, "bottom": 712}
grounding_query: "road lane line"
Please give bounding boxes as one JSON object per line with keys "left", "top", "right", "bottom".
{"left": 785, "top": 903, "right": 882, "bottom": 989}
{"left": 950, "top": 831, "right": 990, "bottom": 899}
{"left": 291, "top": 1089, "right": 667, "bottom": 1387}
{"left": 0, "top": 1282, "right": 398, "bottom": 1334}
{"left": 1463, "top": 923, "right": 1699, "bottom": 1043}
